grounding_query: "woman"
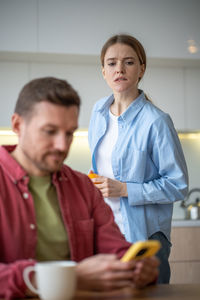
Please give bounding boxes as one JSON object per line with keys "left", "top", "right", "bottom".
{"left": 88, "top": 34, "right": 188, "bottom": 283}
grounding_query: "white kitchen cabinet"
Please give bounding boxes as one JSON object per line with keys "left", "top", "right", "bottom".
{"left": 0, "top": 0, "right": 37, "bottom": 52}
{"left": 1, "top": 0, "right": 200, "bottom": 59}
{"left": 35, "top": 1, "right": 200, "bottom": 59}
{"left": 185, "top": 68, "right": 200, "bottom": 131}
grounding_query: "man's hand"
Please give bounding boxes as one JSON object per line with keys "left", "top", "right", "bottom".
{"left": 132, "top": 256, "right": 159, "bottom": 288}
{"left": 91, "top": 177, "right": 128, "bottom": 198}
{"left": 76, "top": 254, "right": 159, "bottom": 291}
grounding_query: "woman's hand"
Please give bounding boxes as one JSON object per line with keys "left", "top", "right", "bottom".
{"left": 91, "top": 176, "right": 128, "bottom": 198}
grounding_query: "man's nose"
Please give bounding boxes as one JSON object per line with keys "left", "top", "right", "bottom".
{"left": 54, "top": 135, "right": 70, "bottom": 152}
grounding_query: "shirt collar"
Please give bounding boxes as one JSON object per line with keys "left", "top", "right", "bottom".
{"left": 96, "top": 90, "right": 147, "bottom": 124}
{"left": 0, "top": 145, "right": 27, "bottom": 183}
{"left": 0, "top": 145, "right": 68, "bottom": 184}
{"left": 119, "top": 91, "right": 147, "bottom": 124}
{"left": 96, "top": 94, "right": 114, "bottom": 115}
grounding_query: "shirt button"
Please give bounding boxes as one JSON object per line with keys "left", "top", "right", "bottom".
{"left": 30, "top": 224, "right": 35, "bottom": 230}
{"left": 23, "top": 192, "right": 29, "bottom": 199}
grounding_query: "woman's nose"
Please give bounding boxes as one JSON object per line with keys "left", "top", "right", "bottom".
{"left": 116, "top": 62, "right": 125, "bottom": 73}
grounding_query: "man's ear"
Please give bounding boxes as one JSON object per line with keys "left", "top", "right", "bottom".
{"left": 11, "top": 113, "right": 23, "bottom": 135}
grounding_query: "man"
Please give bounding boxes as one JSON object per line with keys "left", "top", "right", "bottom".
{"left": 0, "top": 77, "right": 158, "bottom": 299}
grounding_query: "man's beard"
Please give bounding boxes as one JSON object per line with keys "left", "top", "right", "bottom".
{"left": 23, "top": 148, "right": 67, "bottom": 174}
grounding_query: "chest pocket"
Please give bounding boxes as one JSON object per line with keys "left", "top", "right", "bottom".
{"left": 120, "top": 148, "right": 147, "bottom": 182}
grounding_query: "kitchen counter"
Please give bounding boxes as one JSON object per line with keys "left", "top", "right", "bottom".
{"left": 172, "top": 219, "right": 200, "bottom": 227}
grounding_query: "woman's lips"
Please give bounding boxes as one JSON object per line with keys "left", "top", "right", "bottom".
{"left": 115, "top": 77, "right": 127, "bottom": 81}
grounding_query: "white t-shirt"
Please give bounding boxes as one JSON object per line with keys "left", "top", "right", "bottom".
{"left": 96, "top": 110, "right": 124, "bottom": 234}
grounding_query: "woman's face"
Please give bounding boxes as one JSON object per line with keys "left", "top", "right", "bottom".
{"left": 102, "top": 43, "right": 145, "bottom": 95}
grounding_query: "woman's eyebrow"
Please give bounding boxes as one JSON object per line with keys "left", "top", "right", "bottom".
{"left": 106, "top": 57, "right": 116, "bottom": 61}
{"left": 106, "top": 56, "right": 136, "bottom": 61}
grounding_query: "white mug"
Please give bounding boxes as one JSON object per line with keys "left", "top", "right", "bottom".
{"left": 23, "top": 261, "right": 77, "bottom": 300}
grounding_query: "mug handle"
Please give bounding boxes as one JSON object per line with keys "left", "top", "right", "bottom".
{"left": 23, "top": 265, "right": 39, "bottom": 295}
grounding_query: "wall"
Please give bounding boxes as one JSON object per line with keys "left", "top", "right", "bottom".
{"left": 0, "top": 55, "right": 110, "bottom": 128}
{"left": 0, "top": 54, "right": 200, "bottom": 129}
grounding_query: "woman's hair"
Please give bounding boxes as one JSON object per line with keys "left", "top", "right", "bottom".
{"left": 14, "top": 77, "right": 81, "bottom": 118}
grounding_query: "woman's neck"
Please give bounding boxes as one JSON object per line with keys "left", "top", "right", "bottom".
{"left": 110, "top": 89, "right": 140, "bottom": 116}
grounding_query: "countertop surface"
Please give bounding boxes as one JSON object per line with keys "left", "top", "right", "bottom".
{"left": 172, "top": 219, "right": 200, "bottom": 227}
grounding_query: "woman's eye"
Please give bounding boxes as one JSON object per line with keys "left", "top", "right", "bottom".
{"left": 126, "top": 61, "right": 134, "bottom": 65}
{"left": 108, "top": 62, "right": 116, "bottom": 66}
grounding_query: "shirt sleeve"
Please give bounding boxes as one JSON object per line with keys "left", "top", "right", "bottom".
{"left": 126, "top": 114, "right": 188, "bottom": 206}
{"left": 0, "top": 260, "right": 35, "bottom": 300}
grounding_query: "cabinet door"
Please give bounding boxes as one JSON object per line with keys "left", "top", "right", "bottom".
{"left": 169, "top": 227, "right": 200, "bottom": 284}
{"left": 170, "top": 227, "right": 200, "bottom": 261}
{"left": 185, "top": 68, "right": 200, "bottom": 130}
{"left": 170, "top": 262, "right": 200, "bottom": 284}
{"left": 0, "top": 0, "right": 37, "bottom": 52}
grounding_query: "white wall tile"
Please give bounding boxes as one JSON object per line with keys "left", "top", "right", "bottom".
{"left": 30, "top": 62, "right": 110, "bottom": 127}
{"left": 141, "top": 67, "right": 185, "bottom": 130}
{"left": 185, "top": 68, "right": 200, "bottom": 130}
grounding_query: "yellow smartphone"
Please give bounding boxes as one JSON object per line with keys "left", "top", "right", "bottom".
{"left": 121, "top": 240, "right": 161, "bottom": 262}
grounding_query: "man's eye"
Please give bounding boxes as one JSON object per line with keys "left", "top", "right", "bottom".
{"left": 44, "top": 130, "right": 56, "bottom": 135}
{"left": 66, "top": 132, "right": 74, "bottom": 138}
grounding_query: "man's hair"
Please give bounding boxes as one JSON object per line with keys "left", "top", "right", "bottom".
{"left": 14, "top": 77, "right": 81, "bottom": 117}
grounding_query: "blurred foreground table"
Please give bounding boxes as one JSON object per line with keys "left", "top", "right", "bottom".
{"left": 73, "top": 284, "right": 200, "bottom": 300}
{"left": 2, "top": 284, "right": 199, "bottom": 300}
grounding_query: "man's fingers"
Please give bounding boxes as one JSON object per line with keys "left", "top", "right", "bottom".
{"left": 132, "top": 257, "right": 159, "bottom": 287}
{"left": 102, "top": 270, "right": 134, "bottom": 281}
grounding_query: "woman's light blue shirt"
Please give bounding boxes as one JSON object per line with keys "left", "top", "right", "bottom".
{"left": 88, "top": 91, "right": 188, "bottom": 243}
